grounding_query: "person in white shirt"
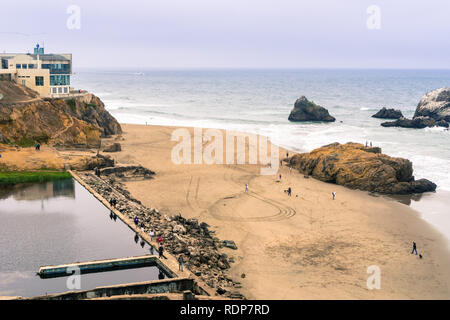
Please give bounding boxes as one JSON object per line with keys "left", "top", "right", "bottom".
{"left": 149, "top": 229, "right": 155, "bottom": 241}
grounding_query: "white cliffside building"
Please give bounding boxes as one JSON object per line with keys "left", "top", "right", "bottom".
{"left": 0, "top": 44, "right": 72, "bottom": 97}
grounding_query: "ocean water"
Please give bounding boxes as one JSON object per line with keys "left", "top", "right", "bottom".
{"left": 72, "top": 69, "right": 450, "bottom": 241}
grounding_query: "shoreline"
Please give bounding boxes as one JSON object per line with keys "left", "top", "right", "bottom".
{"left": 101, "top": 122, "right": 450, "bottom": 299}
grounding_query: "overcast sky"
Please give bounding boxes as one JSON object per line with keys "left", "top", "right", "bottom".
{"left": 1, "top": 0, "right": 449, "bottom": 69}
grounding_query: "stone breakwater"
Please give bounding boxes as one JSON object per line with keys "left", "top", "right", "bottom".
{"left": 77, "top": 171, "right": 245, "bottom": 299}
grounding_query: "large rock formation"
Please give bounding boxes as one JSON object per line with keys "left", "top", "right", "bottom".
{"left": 289, "top": 142, "right": 436, "bottom": 194}
{"left": 414, "top": 87, "right": 450, "bottom": 122}
{"left": 381, "top": 116, "right": 449, "bottom": 129}
{"left": 288, "top": 96, "right": 335, "bottom": 122}
{"left": 0, "top": 81, "right": 121, "bottom": 147}
{"left": 380, "top": 88, "right": 450, "bottom": 129}
{"left": 372, "top": 107, "right": 403, "bottom": 119}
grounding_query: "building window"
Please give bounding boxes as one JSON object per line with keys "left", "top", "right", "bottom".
{"left": 22, "top": 64, "right": 27, "bottom": 69}
{"left": 1, "top": 59, "right": 8, "bottom": 69}
{"left": 50, "top": 75, "right": 70, "bottom": 86}
{"left": 28, "top": 64, "right": 36, "bottom": 69}
{"left": 64, "top": 87, "right": 68, "bottom": 93}
{"left": 52, "top": 88, "right": 57, "bottom": 94}
{"left": 42, "top": 63, "right": 70, "bottom": 74}
{"left": 58, "top": 87, "right": 62, "bottom": 93}
{"left": 35, "top": 76, "right": 44, "bottom": 86}
{"left": 16, "top": 64, "right": 21, "bottom": 69}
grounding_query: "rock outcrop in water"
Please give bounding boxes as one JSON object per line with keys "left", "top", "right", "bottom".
{"left": 380, "top": 88, "right": 450, "bottom": 129}
{"left": 288, "top": 142, "right": 436, "bottom": 194}
{"left": 0, "top": 81, "right": 121, "bottom": 147}
{"left": 372, "top": 107, "right": 403, "bottom": 119}
{"left": 288, "top": 96, "right": 335, "bottom": 122}
{"left": 381, "top": 116, "right": 449, "bottom": 129}
{"left": 414, "top": 87, "right": 450, "bottom": 122}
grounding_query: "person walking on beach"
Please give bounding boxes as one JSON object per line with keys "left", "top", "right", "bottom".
{"left": 411, "top": 241, "right": 418, "bottom": 255}
{"left": 245, "top": 184, "right": 248, "bottom": 193}
{"left": 158, "top": 245, "right": 164, "bottom": 258}
{"left": 149, "top": 229, "right": 155, "bottom": 241}
{"left": 332, "top": 191, "right": 336, "bottom": 200}
{"left": 289, "top": 167, "right": 292, "bottom": 174}
{"left": 287, "top": 187, "right": 292, "bottom": 196}
{"left": 178, "top": 255, "right": 184, "bottom": 272}
{"left": 279, "top": 174, "right": 282, "bottom": 181}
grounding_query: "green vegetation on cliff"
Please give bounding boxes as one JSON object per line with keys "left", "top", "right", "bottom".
{"left": 0, "top": 171, "right": 72, "bottom": 185}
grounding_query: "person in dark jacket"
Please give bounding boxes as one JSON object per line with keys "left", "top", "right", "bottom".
{"left": 411, "top": 241, "right": 418, "bottom": 255}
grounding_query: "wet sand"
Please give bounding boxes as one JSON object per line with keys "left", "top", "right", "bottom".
{"left": 106, "top": 123, "right": 450, "bottom": 299}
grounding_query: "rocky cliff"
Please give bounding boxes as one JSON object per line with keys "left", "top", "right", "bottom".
{"left": 288, "top": 142, "right": 436, "bottom": 194}
{"left": 288, "top": 96, "right": 336, "bottom": 122}
{"left": 0, "top": 81, "right": 122, "bottom": 147}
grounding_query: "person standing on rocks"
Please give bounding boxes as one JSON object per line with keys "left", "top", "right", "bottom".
{"left": 411, "top": 241, "right": 418, "bottom": 255}
{"left": 178, "top": 254, "right": 184, "bottom": 272}
{"left": 158, "top": 244, "right": 164, "bottom": 258}
{"left": 157, "top": 236, "right": 163, "bottom": 246}
{"left": 134, "top": 215, "right": 139, "bottom": 226}
{"left": 149, "top": 229, "right": 155, "bottom": 241}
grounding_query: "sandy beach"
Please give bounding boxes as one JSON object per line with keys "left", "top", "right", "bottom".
{"left": 104, "top": 123, "right": 450, "bottom": 299}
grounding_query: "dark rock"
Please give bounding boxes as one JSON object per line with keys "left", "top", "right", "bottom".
{"left": 289, "top": 142, "right": 436, "bottom": 194}
{"left": 222, "top": 240, "right": 238, "bottom": 250}
{"left": 288, "top": 96, "right": 335, "bottom": 122}
{"left": 99, "top": 165, "right": 155, "bottom": 179}
{"left": 436, "top": 120, "right": 449, "bottom": 128}
{"left": 103, "top": 142, "right": 122, "bottom": 152}
{"left": 381, "top": 116, "right": 437, "bottom": 129}
{"left": 372, "top": 107, "right": 403, "bottom": 119}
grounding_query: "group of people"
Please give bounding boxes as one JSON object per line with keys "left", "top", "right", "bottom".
{"left": 109, "top": 198, "right": 118, "bottom": 207}
{"left": 365, "top": 141, "right": 373, "bottom": 147}
{"left": 34, "top": 143, "right": 41, "bottom": 151}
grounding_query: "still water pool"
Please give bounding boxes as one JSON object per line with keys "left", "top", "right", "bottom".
{"left": 0, "top": 178, "right": 164, "bottom": 297}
